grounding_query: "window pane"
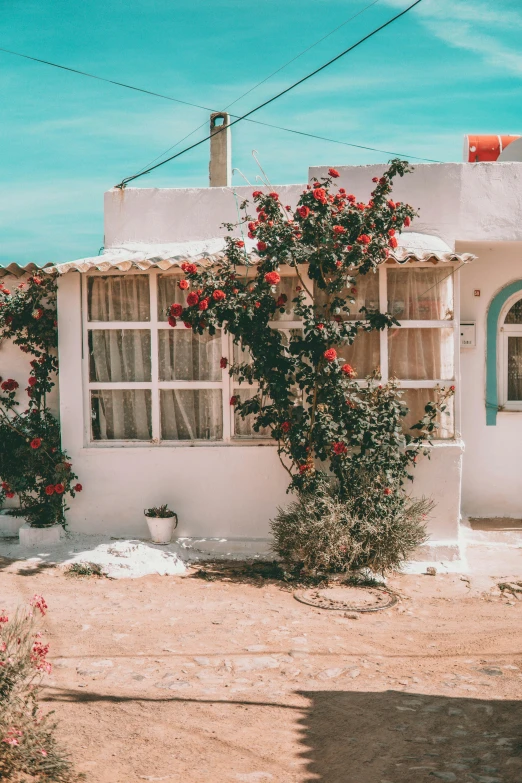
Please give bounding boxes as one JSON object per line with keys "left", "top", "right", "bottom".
{"left": 88, "top": 330, "right": 151, "bottom": 382}
{"left": 387, "top": 268, "right": 453, "bottom": 320}
{"left": 401, "top": 389, "right": 454, "bottom": 440}
{"left": 314, "top": 272, "right": 379, "bottom": 320}
{"left": 505, "top": 299, "right": 522, "bottom": 324}
{"left": 507, "top": 336, "right": 522, "bottom": 400}
{"left": 234, "top": 388, "right": 271, "bottom": 439}
{"left": 272, "top": 277, "right": 301, "bottom": 321}
{"left": 91, "top": 390, "right": 151, "bottom": 440}
{"left": 88, "top": 276, "right": 150, "bottom": 321}
{"left": 338, "top": 330, "right": 380, "bottom": 378}
{"left": 388, "top": 328, "right": 454, "bottom": 380}
{"left": 157, "top": 274, "right": 184, "bottom": 321}
{"left": 159, "top": 329, "right": 221, "bottom": 381}
{"left": 160, "top": 390, "right": 223, "bottom": 440}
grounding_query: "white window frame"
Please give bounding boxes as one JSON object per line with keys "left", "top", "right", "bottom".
{"left": 498, "top": 292, "right": 522, "bottom": 411}
{"left": 82, "top": 261, "right": 460, "bottom": 446}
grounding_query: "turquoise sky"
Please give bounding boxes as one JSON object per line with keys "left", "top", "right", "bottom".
{"left": 1, "top": 0, "right": 521, "bottom": 265}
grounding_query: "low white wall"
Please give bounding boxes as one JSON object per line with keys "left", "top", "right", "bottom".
{"left": 57, "top": 272, "right": 462, "bottom": 541}
{"left": 458, "top": 240, "right": 522, "bottom": 519}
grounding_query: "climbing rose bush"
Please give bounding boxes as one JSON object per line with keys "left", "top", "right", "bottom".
{"left": 169, "top": 159, "right": 453, "bottom": 573}
{"left": 0, "top": 596, "right": 80, "bottom": 781}
{"left": 0, "top": 273, "right": 81, "bottom": 527}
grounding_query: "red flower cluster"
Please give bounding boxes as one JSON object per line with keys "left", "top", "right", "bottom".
{"left": 268, "top": 192, "right": 279, "bottom": 200}
{"left": 383, "top": 487, "right": 392, "bottom": 496}
{"left": 257, "top": 240, "right": 267, "bottom": 252}
{"left": 181, "top": 262, "right": 198, "bottom": 274}
{"left": 28, "top": 376, "right": 37, "bottom": 387}
{"left": 264, "top": 271, "right": 281, "bottom": 286}
{"left": 252, "top": 190, "right": 262, "bottom": 198}
{"left": 30, "top": 594, "right": 48, "bottom": 616}
{"left": 235, "top": 240, "right": 245, "bottom": 248}
{"left": 1, "top": 379, "right": 18, "bottom": 392}
{"left": 187, "top": 292, "right": 199, "bottom": 306}
{"left": 198, "top": 298, "right": 209, "bottom": 311}
{"left": 323, "top": 348, "right": 337, "bottom": 362}
{"left": 281, "top": 421, "right": 291, "bottom": 433}
{"left": 32, "top": 309, "right": 43, "bottom": 320}
{"left": 297, "top": 206, "right": 310, "bottom": 219}
{"left": 332, "top": 442, "right": 347, "bottom": 455}
{"left": 341, "top": 363, "right": 354, "bottom": 377}
{"left": 357, "top": 234, "right": 371, "bottom": 245}
{"left": 170, "top": 303, "right": 183, "bottom": 318}
{"left": 212, "top": 289, "right": 226, "bottom": 301}
{"left": 30, "top": 438, "right": 41, "bottom": 450}
{"left": 313, "top": 187, "right": 327, "bottom": 204}
{"left": 333, "top": 225, "right": 346, "bottom": 234}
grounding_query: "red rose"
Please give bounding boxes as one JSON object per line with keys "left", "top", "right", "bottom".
{"left": 33, "top": 308, "right": 43, "bottom": 320}
{"left": 356, "top": 203, "right": 365, "bottom": 211}
{"left": 388, "top": 229, "right": 395, "bottom": 237}
{"left": 323, "top": 348, "right": 337, "bottom": 362}
{"left": 248, "top": 232, "right": 255, "bottom": 239}
{"left": 1, "top": 379, "right": 19, "bottom": 392}
{"left": 181, "top": 262, "right": 198, "bottom": 274}
{"left": 281, "top": 421, "right": 291, "bottom": 433}
{"left": 269, "top": 191, "right": 279, "bottom": 200}
{"left": 170, "top": 304, "right": 183, "bottom": 318}
{"left": 187, "top": 292, "right": 199, "bottom": 306}
{"left": 198, "top": 298, "right": 209, "bottom": 311}
{"left": 383, "top": 487, "right": 392, "bottom": 496}
{"left": 168, "top": 316, "right": 177, "bottom": 328}
{"left": 31, "top": 276, "right": 42, "bottom": 285}
{"left": 254, "top": 301, "right": 261, "bottom": 308}
{"left": 5, "top": 491, "right": 15, "bottom": 499}
{"left": 450, "top": 385, "right": 455, "bottom": 392}
{"left": 44, "top": 485, "right": 55, "bottom": 496}
{"left": 332, "top": 442, "right": 347, "bottom": 455}
{"left": 258, "top": 211, "right": 267, "bottom": 222}
{"left": 212, "top": 290, "right": 226, "bottom": 301}
{"left": 404, "top": 216, "right": 411, "bottom": 227}
{"left": 1, "top": 482, "right": 9, "bottom": 490}
{"left": 30, "top": 438, "right": 41, "bottom": 450}
{"left": 372, "top": 177, "right": 379, "bottom": 183}
{"left": 389, "top": 237, "right": 398, "bottom": 249}
{"left": 357, "top": 234, "right": 371, "bottom": 245}
{"left": 299, "top": 464, "right": 312, "bottom": 474}
{"left": 183, "top": 322, "right": 192, "bottom": 329}
{"left": 74, "top": 483, "right": 83, "bottom": 492}
{"left": 264, "top": 271, "right": 281, "bottom": 286}
{"left": 333, "top": 225, "right": 346, "bottom": 234}
{"left": 328, "top": 168, "right": 340, "bottom": 178}
{"left": 178, "top": 280, "right": 189, "bottom": 290}
{"left": 338, "top": 188, "right": 346, "bottom": 194}
{"left": 347, "top": 194, "right": 356, "bottom": 203}
{"left": 316, "top": 323, "right": 324, "bottom": 330}
{"left": 387, "top": 200, "right": 396, "bottom": 209}
{"left": 230, "top": 395, "right": 239, "bottom": 405}
{"left": 341, "top": 363, "right": 354, "bottom": 377}
{"left": 257, "top": 240, "right": 267, "bottom": 252}
{"left": 252, "top": 190, "right": 262, "bottom": 197}
{"left": 297, "top": 206, "right": 310, "bottom": 218}
{"left": 54, "top": 483, "right": 65, "bottom": 494}
{"left": 248, "top": 222, "right": 257, "bottom": 231}
{"left": 220, "top": 357, "right": 228, "bottom": 369}
{"left": 312, "top": 182, "right": 321, "bottom": 188}
{"left": 313, "top": 188, "right": 327, "bottom": 203}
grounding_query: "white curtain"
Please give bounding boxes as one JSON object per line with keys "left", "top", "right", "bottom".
{"left": 388, "top": 328, "right": 454, "bottom": 380}
{"left": 161, "top": 390, "right": 222, "bottom": 440}
{"left": 157, "top": 275, "right": 184, "bottom": 321}
{"left": 314, "top": 272, "right": 380, "bottom": 320}
{"left": 91, "top": 390, "right": 152, "bottom": 440}
{"left": 88, "top": 276, "right": 150, "bottom": 321}
{"left": 158, "top": 330, "right": 221, "bottom": 381}
{"left": 402, "top": 389, "right": 454, "bottom": 439}
{"left": 387, "top": 267, "right": 453, "bottom": 320}
{"left": 508, "top": 337, "right": 522, "bottom": 400}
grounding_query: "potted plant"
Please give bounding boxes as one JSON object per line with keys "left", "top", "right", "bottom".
{"left": 144, "top": 504, "right": 178, "bottom": 544}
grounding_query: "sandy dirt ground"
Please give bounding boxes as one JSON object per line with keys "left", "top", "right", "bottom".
{"left": 1, "top": 551, "right": 522, "bottom": 783}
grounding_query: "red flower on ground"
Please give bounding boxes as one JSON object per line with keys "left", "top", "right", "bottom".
{"left": 264, "top": 271, "right": 281, "bottom": 286}
{"left": 74, "top": 483, "right": 83, "bottom": 492}
{"left": 170, "top": 303, "right": 183, "bottom": 318}
{"left": 332, "top": 442, "right": 347, "bottom": 455}
{"left": 178, "top": 280, "right": 189, "bottom": 290}
{"left": 257, "top": 240, "right": 267, "bottom": 252}
{"left": 30, "top": 594, "right": 48, "bottom": 616}
{"left": 198, "top": 298, "right": 209, "bottom": 311}
{"left": 230, "top": 395, "right": 238, "bottom": 406}
{"left": 297, "top": 206, "right": 310, "bottom": 218}
{"left": 30, "top": 438, "right": 41, "bottom": 450}
{"left": 341, "top": 363, "right": 354, "bottom": 377}
{"left": 212, "top": 289, "right": 226, "bottom": 301}
{"left": 44, "top": 485, "right": 55, "bottom": 496}
{"left": 281, "top": 421, "right": 291, "bottom": 433}
{"left": 54, "top": 484, "right": 65, "bottom": 494}
{"left": 328, "top": 168, "right": 340, "bottom": 178}
{"left": 323, "top": 348, "right": 337, "bottom": 362}
{"left": 220, "top": 357, "right": 228, "bottom": 369}
{"left": 333, "top": 225, "right": 346, "bottom": 234}
{"left": 168, "top": 316, "right": 177, "bottom": 328}
{"left": 357, "top": 234, "right": 371, "bottom": 245}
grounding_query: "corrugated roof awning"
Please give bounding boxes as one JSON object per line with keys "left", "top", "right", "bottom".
{"left": 44, "top": 233, "right": 476, "bottom": 275}
{"left": 0, "top": 261, "right": 54, "bottom": 279}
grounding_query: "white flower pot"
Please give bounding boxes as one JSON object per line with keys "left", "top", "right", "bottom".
{"left": 145, "top": 514, "right": 178, "bottom": 545}
{"left": 18, "top": 524, "right": 63, "bottom": 547}
{"left": 0, "top": 512, "right": 26, "bottom": 538}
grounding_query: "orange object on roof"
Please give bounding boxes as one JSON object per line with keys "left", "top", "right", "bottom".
{"left": 464, "top": 135, "right": 520, "bottom": 162}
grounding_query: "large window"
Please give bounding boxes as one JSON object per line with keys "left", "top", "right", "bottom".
{"left": 499, "top": 296, "right": 522, "bottom": 411}
{"left": 84, "top": 264, "right": 458, "bottom": 444}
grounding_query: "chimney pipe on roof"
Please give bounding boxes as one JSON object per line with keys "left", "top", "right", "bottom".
{"left": 209, "top": 112, "right": 232, "bottom": 187}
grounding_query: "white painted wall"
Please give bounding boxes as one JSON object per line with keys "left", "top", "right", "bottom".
{"left": 458, "top": 240, "right": 522, "bottom": 519}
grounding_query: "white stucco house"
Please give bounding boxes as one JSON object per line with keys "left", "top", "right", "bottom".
{"left": 2, "top": 159, "right": 522, "bottom": 558}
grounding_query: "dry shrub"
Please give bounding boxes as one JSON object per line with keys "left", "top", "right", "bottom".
{"left": 271, "top": 483, "right": 431, "bottom": 577}
{"left": 0, "top": 597, "right": 81, "bottom": 781}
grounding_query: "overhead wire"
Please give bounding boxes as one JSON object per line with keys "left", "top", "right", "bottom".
{"left": 117, "top": 0, "right": 427, "bottom": 186}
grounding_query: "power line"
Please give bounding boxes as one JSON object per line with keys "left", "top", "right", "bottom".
{"left": 118, "top": 0, "right": 426, "bottom": 186}
{"left": 132, "top": 0, "right": 384, "bottom": 175}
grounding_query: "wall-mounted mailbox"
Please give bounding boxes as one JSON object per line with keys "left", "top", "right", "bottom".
{"left": 460, "top": 321, "right": 476, "bottom": 348}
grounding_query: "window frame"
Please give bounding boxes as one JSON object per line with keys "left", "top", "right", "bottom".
{"left": 82, "top": 261, "right": 461, "bottom": 446}
{"left": 498, "top": 292, "right": 522, "bottom": 412}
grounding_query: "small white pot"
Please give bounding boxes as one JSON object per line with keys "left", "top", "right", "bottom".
{"left": 18, "top": 524, "right": 63, "bottom": 547}
{"left": 145, "top": 514, "right": 178, "bottom": 545}
{"left": 0, "top": 512, "right": 26, "bottom": 538}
